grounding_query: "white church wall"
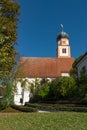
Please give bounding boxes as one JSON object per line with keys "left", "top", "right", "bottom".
{"left": 61, "top": 72, "right": 70, "bottom": 77}
{"left": 14, "top": 80, "right": 30, "bottom": 105}
{"left": 14, "top": 77, "right": 53, "bottom": 105}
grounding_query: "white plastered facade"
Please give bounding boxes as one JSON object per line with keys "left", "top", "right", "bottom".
{"left": 14, "top": 78, "right": 52, "bottom": 105}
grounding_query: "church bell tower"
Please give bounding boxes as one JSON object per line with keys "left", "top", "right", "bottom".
{"left": 57, "top": 26, "right": 71, "bottom": 58}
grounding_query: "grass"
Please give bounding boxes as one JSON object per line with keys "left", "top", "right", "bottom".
{"left": 0, "top": 112, "right": 87, "bottom": 130}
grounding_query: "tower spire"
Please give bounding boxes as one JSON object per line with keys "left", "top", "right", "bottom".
{"left": 56, "top": 26, "right": 71, "bottom": 58}
{"left": 61, "top": 24, "right": 64, "bottom": 32}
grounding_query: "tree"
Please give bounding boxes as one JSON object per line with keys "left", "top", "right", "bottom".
{"left": 48, "top": 77, "right": 78, "bottom": 100}
{"left": 38, "top": 82, "right": 51, "bottom": 99}
{"left": 48, "top": 77, "right": 62, "bottom": 100}
{"left": 70, "top": 55, "right": 83, "bottom": 77}
{"left": 78, "top": 74, "right": 87, "bottom": 99}
{"left": 0, "top": 0, "right": 20, "bottom": 77}
{"left": 0, "top": 0, "right": 20, "bottom": 108}
{"left": 59, "top": 77, "right": 77, "bottom": 98}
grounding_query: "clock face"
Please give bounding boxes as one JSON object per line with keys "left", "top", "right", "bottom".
{"left": 58, "top": 40, "right": 67, "bottom": 45}
{"left": 58, "top": 38, "right": 69, "bottom": 45}
{"left": 62, "top": 39, "right": 69, "bottom": 45}
{"left": 62, "top": 40, "right": 66, "bottom": 44}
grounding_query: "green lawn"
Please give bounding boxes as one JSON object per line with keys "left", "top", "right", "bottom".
{"left": 0, "top": 112, "right": 87, "bottom": 130}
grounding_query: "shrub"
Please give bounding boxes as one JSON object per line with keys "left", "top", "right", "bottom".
{"left": 25, "top": 103, "right": 87, "bottom": 112}
{"left": 25, "top": 103, "right": 56, "bottom": 111}
{"left": 78, "top": 74, "right": 87, "bottom": 98}
{"left": 59, "top": 77, "right": 78, "bottom": 98}
{"left": 11, "top": 105, "right": 37, "bottom": 112}
{"left": 37, "top": 82, "right": 50, "bottom": 99}
{"left": 48, "top": 77, "right": 78, "bottom": 100}
{"left": 0, "top": 99, "right": 6, "bottom": 111}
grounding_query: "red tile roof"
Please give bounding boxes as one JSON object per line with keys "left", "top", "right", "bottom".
{"left": 18, "top": 57, "right": 75, "bottom": 78}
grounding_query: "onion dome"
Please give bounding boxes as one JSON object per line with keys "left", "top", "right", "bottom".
{"left": 57, "top": 31, "right": 69, "bottom": 42}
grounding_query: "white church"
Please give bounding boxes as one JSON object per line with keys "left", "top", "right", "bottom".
{"left": 14, "top": 29, "right": 75, "bottom": 105}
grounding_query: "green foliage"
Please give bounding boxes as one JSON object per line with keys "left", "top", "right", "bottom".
{"left": 78, "top": 74, "right": 87, "bottom": 99}
{"left": 70, "top": 55, "right": 83, "bottom": 77}
{"left": 59, "top": 77, "right": 77, "bottom": 97}
{"left": 70, "top": 54, "right": 87, "bottom": 101}
{"left": 48, "top": 77, "right": 62, "bottom": 99}
{"left": 31, "top": 77, "right": 78, "bottom": 101}
{"left": 48, "top": 77, "right": 78, "bottom": 100}
{"left": 26, "top": 103, "right": 87, "bottom": 112}
{"left": 0, "top": 0, "right": 20, "bottom": 109}
{"left": 34, "top": 78, "right": 40, "bottom": 93}
{"left": 38, "top": 82, "right": 50, "bottom": 99}
{"left": 30, "top": 75, "right": 87, "bottom": 102}
{"left": 29, "top": 78, "right": 51, "bottom": 102}
{"left": 0, "top": 75, "right": 14, "bottom": 109}
{"left": 29, "top": 78, "right": 40, "bottom": 96}
{"left": 0, "top": 0, "right": 20, "bottom": 76}
{"left": 12, "top": 105, "right": 37, "bottom": 112}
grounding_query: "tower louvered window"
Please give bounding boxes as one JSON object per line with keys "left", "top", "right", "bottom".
{"left": 62, "top": 48, "right": 66, "bottom": 53}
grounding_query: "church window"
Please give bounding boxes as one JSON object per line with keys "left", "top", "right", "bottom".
{"left": 62, "top": 48, "right": 66, "bottom": 53}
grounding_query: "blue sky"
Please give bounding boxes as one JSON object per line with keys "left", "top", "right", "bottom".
{"left": 16, "top": 0, "right": 87, "bottom": 58}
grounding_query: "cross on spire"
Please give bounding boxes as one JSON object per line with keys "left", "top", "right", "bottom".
{"left": 60, "top": 24, "right": 64, "bottom": 32}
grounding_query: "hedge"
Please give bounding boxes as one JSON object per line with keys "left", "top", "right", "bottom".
{"left": 25, "top": 103, "right": 87, "bottom": 112}
{"left": 12, "top": 105, "right": 38, "bottom": 112}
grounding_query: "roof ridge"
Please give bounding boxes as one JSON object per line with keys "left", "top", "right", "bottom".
{"left": 21, "top": 57, "right": 75, "bottom": 59}
{"left": 21, "top": 57, "right": 58, "bottom": 59}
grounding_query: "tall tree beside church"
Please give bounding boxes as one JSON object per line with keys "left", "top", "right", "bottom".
{"left": 0, "top": 0, "right": 20, "bottom": 107}
{"left": 0, "top": 0, "right": 20, "bottom": 77}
